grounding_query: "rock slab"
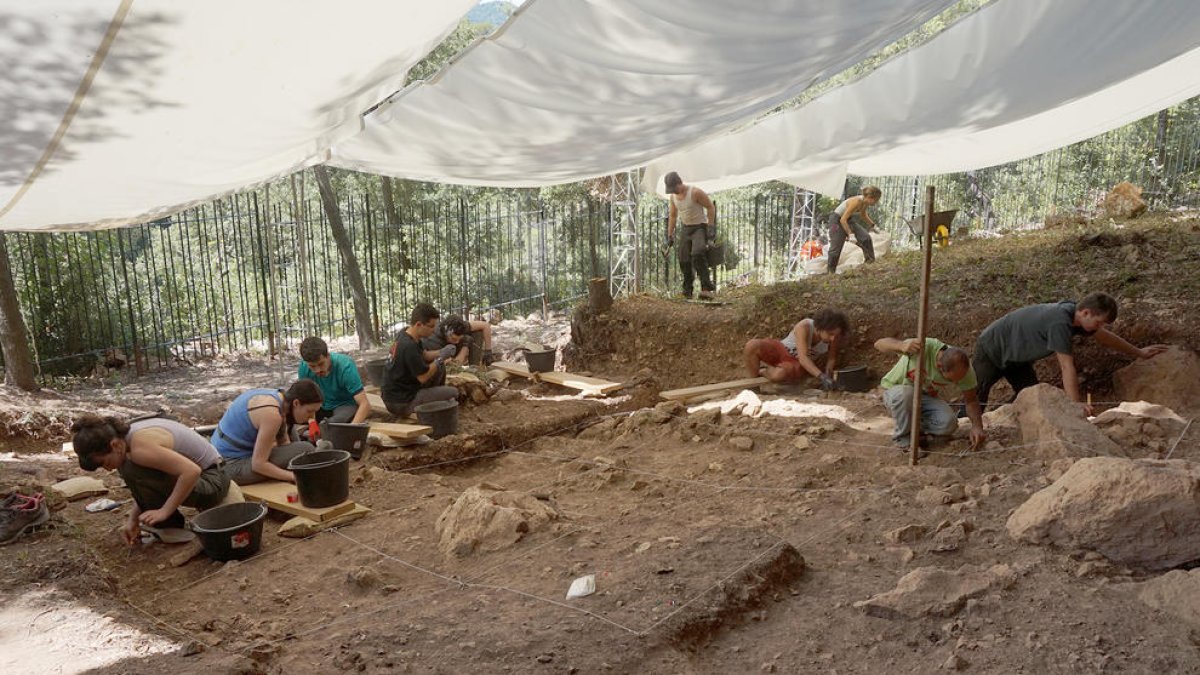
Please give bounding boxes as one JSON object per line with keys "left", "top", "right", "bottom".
{"left": 1007, "top": 457, "right": 1200, "bottom": 570}
{"left": 435, "top": 484, "right": 560, "bottom": 557}
{"left": 1113, "top": 347, "right": 1200, "bottom": 416}
{"left": 1139, "top": 569, "right": 1200, "bottom": 626}
{"left": 854, "top": 564, "right": 1015, "bottom": 619}
{"left": 1012, "top": 384, "right": 1122, "bottom": 458}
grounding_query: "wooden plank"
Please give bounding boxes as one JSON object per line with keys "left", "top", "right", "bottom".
{"left": 239, "top": 480, "right": 356, "bottom": 522}
{"left": 492, "top": 360, "right": 532, "bottom": 378}
{"left": 491, "top": 360, "right": 622, "bottom": 396}
{"left": 366, "top": 392, "right": 388, "bottom": 416}
{"left": 538, "top": 371, "right": 623, "bottom": 395}
{"left": 659, "top": 377, "right": 769, "bottom": 402}
{"left": 369, "top": 421, "right": 432, "bottom": 439}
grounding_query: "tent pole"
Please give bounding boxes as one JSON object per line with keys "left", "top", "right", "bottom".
{"left": 910, "top": 185, "right": 935, "bottom": 466}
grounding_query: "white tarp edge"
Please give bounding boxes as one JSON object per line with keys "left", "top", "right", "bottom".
{"left": 330, "top": 0, "right": 955, "bottom": 187}
{"left": 642, "top": 0, "right": 1200, "bottom": 197}
{"left": 0, "top": 0, "right": 473, "bottom": 232}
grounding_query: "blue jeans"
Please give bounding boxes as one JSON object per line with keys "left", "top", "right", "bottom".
{"left": 882, "top": 385, "right": 957, "bottom": 445}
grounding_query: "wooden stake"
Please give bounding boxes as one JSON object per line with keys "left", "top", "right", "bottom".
{"left": 910, "top": 186, "right": 936, "bottom": 466}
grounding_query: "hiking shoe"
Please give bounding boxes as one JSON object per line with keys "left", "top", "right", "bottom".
{"left": 0, "top": 492, "right": 50, "bottom": 546}
{"left": 140, "top": 525, "right": 196, "bottom": 544}
{"left": 698, "top": 290, "right": 715, "bottom": 300}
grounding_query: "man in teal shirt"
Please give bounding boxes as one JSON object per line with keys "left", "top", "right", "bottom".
{"left": 298, "top": 337, "right": 370, "bottom": 424}
{"left": 876, "top": 336, "right": 985, "bottom": 451}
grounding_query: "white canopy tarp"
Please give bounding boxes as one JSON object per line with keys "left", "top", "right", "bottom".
{"left": 330, "top": 0, "right": 956, "bottom": 187}
{"left": 642, "top": 0, "right": 1200, "bottom": 197}
{"left": 0, "top": 0, "right": 473, "bottom": 232}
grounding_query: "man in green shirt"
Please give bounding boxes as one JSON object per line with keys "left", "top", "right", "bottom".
{"left": 298, "top": 337, "right": 371, "bottom": 424}
{"left": 876, "top": 337, "right": 985, "bottom": 450}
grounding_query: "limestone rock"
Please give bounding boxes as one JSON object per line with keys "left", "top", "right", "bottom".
{"left": 1102, "top": 182, "right": 1148, "bottom": 219}
{"left": 931, "top": 521, "right": 971, "bottom": 553}
{"left": 435, "top": 485, "right": 560, "bottom": 557}
{"left": 1007, "top": 457, "right": 1200, "bottom": 570}
{"left": 1139, "top": 569, "right": 1200, "bottom": 626}
{"left": 1113, "top": 347, "right": 1200, "bottom": 416}
{"left": 729, "top": 436, "right": 755, "bottom": 452}
{"left": 1012, "top": 384, "right": 1123, "bottom": 458}
{"left": 886, "top": 525, "right": 927, "bottom": 544}
{"left": 854, "top": 564, "right": 1016, "bottom": 619}
{"left": 982, "top": 404, "right": 1019, "bottom": 430}
{"left": 654, "top": 400, "right": 686, "bottom": 417}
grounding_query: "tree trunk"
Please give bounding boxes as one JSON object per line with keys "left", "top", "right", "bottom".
{"left": 379, "top": 176, "right": 412, "bottom": 270}
{"left": 313, "top": 165, "right": 376, "bottom": 349}
{"left": 587, "top": 277, "right": 612, "bottom": 314}
{"left": 0, "top": 233, "right": 39, "bottom": 391}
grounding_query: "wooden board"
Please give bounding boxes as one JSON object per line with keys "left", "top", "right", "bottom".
{"left": 239, "top": 480, "right": 357, "bottom": 522}
{"left": 491, "top": 360, "right": 623, "bottom": 396}
{"left": 365, "top": 392, "right": 388, "bottom": 416}
{"left": 659, "top": 376, "right": 769, "bottom": 402}
{"left": 369, "top": 421, "right": 432, "bottom": 439}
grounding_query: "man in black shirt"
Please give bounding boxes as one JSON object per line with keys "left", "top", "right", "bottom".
{"left": 382, "top": 303, "right": 459, "bottom": 417}
{"left": 973, "top": 292, "right": 1168, "bottom": 414}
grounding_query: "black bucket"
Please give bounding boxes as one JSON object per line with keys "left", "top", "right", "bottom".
{"left": 835, "top": 365, "right": 872, "bottom": 392}
{"left": 525, "top": 347, "right": 556, "bottom": 373}
{"left": 287, "top": 450, "right": 351, "bottom": 508}
{"left": 414, "top": 399, "right": 459, "bottom": 439}
{"left": 321, "top": 422, "right": 371, "bottom": 459}
{"left": 365, "top": 358, "right": 388, "bottom": 387}
{"left": 190, "top": 501, "right": 268, "bottom": 562}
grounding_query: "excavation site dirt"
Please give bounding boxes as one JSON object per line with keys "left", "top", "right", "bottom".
{"left": 4, "top": 212, "right": 1200, "bottom": 674}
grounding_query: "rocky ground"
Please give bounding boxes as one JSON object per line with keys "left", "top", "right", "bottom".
{"left": 3, "top": 211, "right": 1200, "bottom": 674}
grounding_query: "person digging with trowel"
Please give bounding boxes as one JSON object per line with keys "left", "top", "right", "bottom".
{"left": 876, "top": 337, "right": 985, "bottom": 453}
{"left": 72, "top": 414, "right": 242, "bottom": 546}
{"left": 743, "top": 308, "right": 850, "bottom": 389}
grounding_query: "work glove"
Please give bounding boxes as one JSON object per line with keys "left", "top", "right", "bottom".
{"left": 437, "top": 344, "right": 458, "bottom": 360}
{"left": 818, "top": 374, "right": 836, "bottom": 391}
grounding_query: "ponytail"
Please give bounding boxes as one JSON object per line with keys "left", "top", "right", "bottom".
{"left": 70, "top": 414, "right": 130, "bottom": 471}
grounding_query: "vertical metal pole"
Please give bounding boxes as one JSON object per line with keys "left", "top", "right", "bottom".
{"left": 116, "top": 229, "right": 144, "bottom": 376}
{"left": 538, "top": 200, "right": 548, "bottom": 321}
{"left": 910, "top": 185, "right": 935, "bottom": 466}
{"left": 459, "top": 196, "right": 470, "bottom": 316}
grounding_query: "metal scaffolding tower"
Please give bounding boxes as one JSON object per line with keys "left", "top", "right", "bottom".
{"left": 786, "top": 187, "right": 817, "bottom": 278}
{"left": 607, "top": 170, "right": 640, "bottom": 297}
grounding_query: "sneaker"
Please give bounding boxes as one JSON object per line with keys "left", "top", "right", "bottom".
{"left": 0, "top": 492, "right": 50, "bottom": 546}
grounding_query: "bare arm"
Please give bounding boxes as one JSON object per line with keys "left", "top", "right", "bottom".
{"left": 874, "top": 337, "right": 921, "bottom": 355}
{"left": 248, "top": 405, "right": 294, "bottom": 482}
{"left": 128, "top": 427, "right": 202, "bottom": 525}
{"left": 350, "top": 391, "right": 371, "bottom": 424}
{"left": 1093, "top": 328, "right": 1169, "bottom": 360}
{"left": 825, "top": 337, "right": 841, "bottom": 375}
{"left": 667, "top": 199, "right": 677, "bottom": 238}
{"left": 1054, "top": 352, "right": 1087, "bottom": 412}
{"left": 789, "top": 321, "right": 823, "bottom": 379}
{"left": 962, "top": 388, "right": 985, "bottom": 445}
{"left": 694, "top": 188, "right": 716, "bottom": 228}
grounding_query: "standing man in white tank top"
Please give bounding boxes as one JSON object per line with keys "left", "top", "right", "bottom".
{"left": 665, "top": 171, "right": 717, "bottom": 299}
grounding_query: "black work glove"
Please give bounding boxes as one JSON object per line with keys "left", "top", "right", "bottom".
{"left": 819, "top": 374, "right": 836, "bottom": 391}
{"left": 437, "top": 344, "right": 458, "bottom": 360}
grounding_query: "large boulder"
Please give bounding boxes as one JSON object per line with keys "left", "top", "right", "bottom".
{"left": 1012, "top": 384, "right": 1123, "bottom": 458}
{"left": 1139, "top": 569, "right": 1200, "bottom": 626}
{"left": 435, "top": 484, "right": 560, "bottom": 557}
{"left": 1007, "top": 457, "right": 1200, "bottom": 570}
{"left": 853, "top": 564, "right": 1016, "bottom": 619}
{"left": 1113, "top": 347, "right": 1200, "bottom": 416}
{"left": 1102, "top": 182, "right": 1148, "bottom": 219}
{"left": 1093, "top": 401, "right": 1187, "bottom": 456}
